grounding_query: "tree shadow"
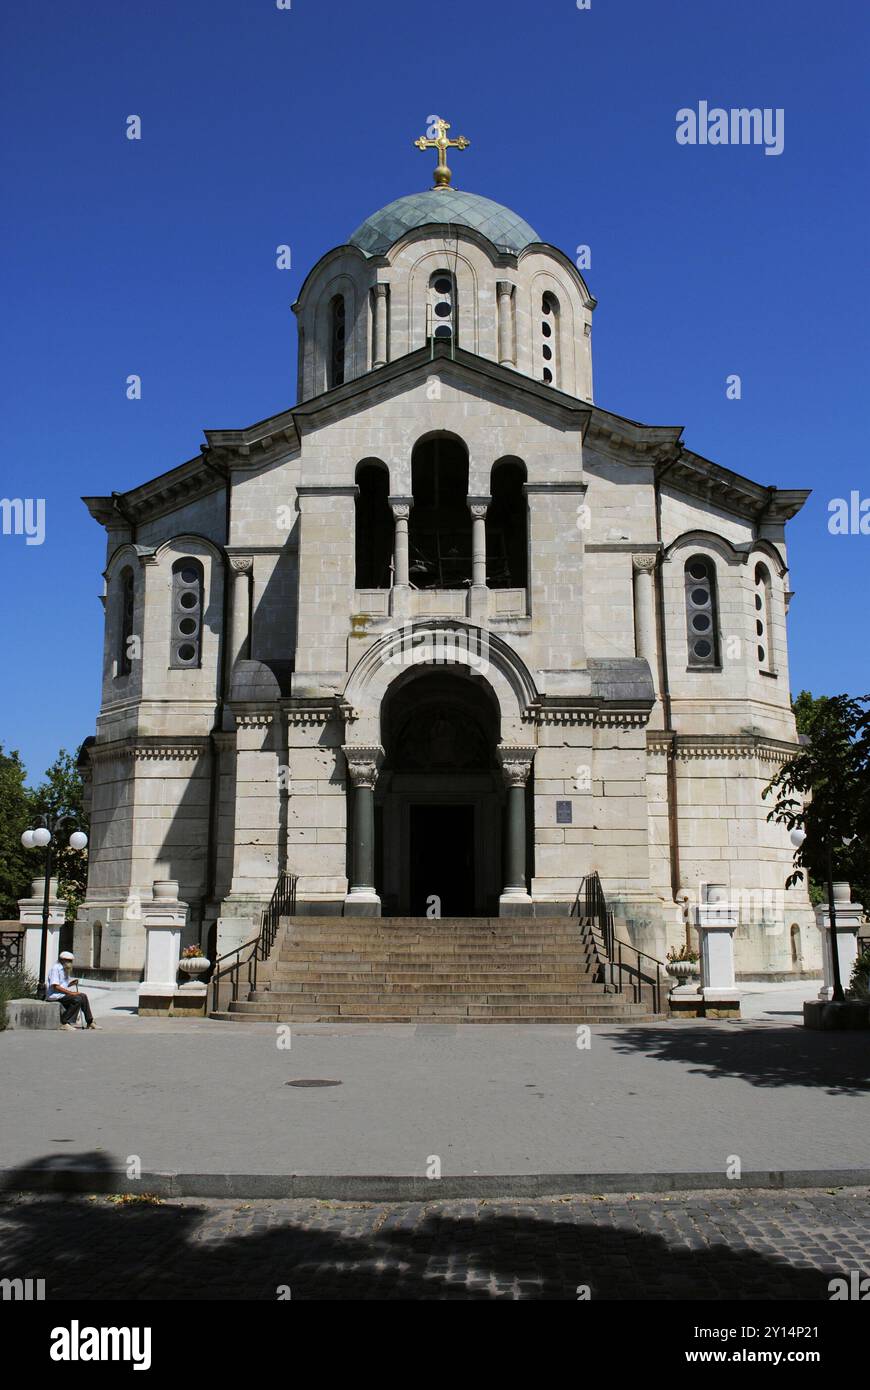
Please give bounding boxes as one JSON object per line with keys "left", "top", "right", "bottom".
{"left": 0, "top": 1152, "right": 854, "bottom": 1300}
{"left": 602, "top": 1025, "right": 870, "bottom": 1096}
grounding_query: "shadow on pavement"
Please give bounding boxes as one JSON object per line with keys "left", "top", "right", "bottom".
{"left": 0, "top": 1153, "right": 853, "bottom": 1300}
{"left": 603, "top": 1025, "right": 870, "bottom": 1096}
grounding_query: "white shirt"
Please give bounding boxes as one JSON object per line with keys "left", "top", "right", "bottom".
{"left": 46, "top": 962, "right": 74, "bottom": 1001}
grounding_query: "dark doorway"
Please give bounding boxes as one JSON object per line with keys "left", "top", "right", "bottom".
{"left": 409, "top": 804, "right": 475, "bottom": 917}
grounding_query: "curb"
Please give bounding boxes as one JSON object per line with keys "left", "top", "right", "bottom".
{"left": 2, "top": 1169, "right": 868, "bottom": 1200}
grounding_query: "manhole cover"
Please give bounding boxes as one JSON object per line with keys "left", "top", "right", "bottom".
{"left": 285, "top": 1079, "right": 342, "bottom": 1088}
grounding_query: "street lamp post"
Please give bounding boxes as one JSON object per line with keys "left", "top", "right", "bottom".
{"left": 21, "top": 814, "right": 88, "bottom": 995}
{"left": 790, "top": 826, "right": 849, "bottom": 1004}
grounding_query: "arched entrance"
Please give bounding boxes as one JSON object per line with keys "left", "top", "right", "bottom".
{"left": 377, "top": 668, "right": 503, "bottom": 916}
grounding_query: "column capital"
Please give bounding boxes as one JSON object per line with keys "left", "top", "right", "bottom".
{"left": 497, "top": 743, "right": 536, "bottom": 787}
{"left": 496, "top": 280, "right": 515, "bottom": 299}
{"left": 373, "top": 281, "right": 389, "bottom": 299}
{"left": 388, "top": 495, "right": 413, "bottom": 520}
{"left": 468, "top": 495, "right": 491, "bottom": 520}
{"left": 342, "top": 744, "right": 384, "bottom": 789}
{"left": 228, "top": 554, "right": 254, "bottom": 576}
{"left": 631, "top": 551, "right": 658, "bottom": 575}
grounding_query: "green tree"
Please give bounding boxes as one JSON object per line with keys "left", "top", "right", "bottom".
{"left": 764, "top": 693, "right": 870, "bottom": 911}
{"left": 0, "top": 746, "right": 34, "bottom": 918}
{"left": 29, "top": 748, "right": 88, "bottom": 923}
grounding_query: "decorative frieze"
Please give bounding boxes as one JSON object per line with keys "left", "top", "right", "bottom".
{"left": 647, "top": 732, "right": 800, "bottom": 763}
{"left": 90, "top": 738, "right": 208, "bottom": 763}
{"left": 234, "top": 711, "right": 274, "bottom": 729}
{"left": 524, "top": 705, "right": 650, "bottom": 728}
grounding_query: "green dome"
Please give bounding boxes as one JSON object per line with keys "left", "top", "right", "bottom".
{"left": 349, "top": 189, "right": 540, "bottom": 257}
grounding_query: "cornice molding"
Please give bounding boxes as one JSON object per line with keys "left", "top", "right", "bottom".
{"left": 647, "top": 732, "right": 800, "bottom": 763}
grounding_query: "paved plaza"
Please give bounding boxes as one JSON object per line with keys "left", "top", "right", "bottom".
{"left": 1, "top": 1189, "right": 868, "bottom": 1300}
{"left": 1, "top": 978, "right": 868, "bottom": 1193}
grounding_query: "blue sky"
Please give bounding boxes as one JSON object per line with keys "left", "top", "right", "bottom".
{"left": 1, "top": 0, "right": 868, "bottom": 780}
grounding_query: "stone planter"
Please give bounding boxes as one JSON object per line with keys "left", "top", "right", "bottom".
{"left": 178, "top": 955, "right": 210, "bottom": 980}
{"left": 666, "top": 959, "right": 700, "bottom": 984}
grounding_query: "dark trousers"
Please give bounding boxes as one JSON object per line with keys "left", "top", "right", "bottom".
{"left": 60, "top": 993, "right": 94, "bottom": 1027}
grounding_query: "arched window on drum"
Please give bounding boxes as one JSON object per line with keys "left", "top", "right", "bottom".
{"left": 754, "top": 562, "right": 775, "bottom": 673}
{"left": 170, "top": 559, "right": 204, "bottom": 669}
{"left": 684, "top": 555, "right": 720, "bottom": 668}
{"left": 540, "top": 292, "right": 560, "bottom": 386}
{"left": 328, "top": 294, "right": 346, "bottom": 389}
{"left": 427, "top": 271, "right": 456, "bottom": 345}
{"left": 116, "top": 566, "right": 135, "bottom": 678}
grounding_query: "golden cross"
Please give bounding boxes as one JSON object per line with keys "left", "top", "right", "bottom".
{"left": 414, "top": 117, "right": 470, "bottom": 189}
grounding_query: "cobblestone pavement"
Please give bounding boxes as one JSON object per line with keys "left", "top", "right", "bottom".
{"left": 1, "top": 1189, "right": 868, "bottom": 1299}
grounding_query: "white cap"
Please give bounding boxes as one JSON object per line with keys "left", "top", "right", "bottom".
{"left": 59, "top": 951, "right": 75, "bottom": 961}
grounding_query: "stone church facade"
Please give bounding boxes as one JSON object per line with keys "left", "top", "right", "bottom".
{"left": 76, "top": 143, "right": 818, "bottom": 980}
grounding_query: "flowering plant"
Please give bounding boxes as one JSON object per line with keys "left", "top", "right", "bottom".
{"left": 666, "top": 942, "right": 699, "bottom": 964}
{"left": 181, "top": 944, "right": 205, "bottom": 959}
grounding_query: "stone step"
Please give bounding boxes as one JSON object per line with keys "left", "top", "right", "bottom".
{"left": 249, "top": 985, "right": 625, "bottom": 1001}
{"left": 276, "top": 948, "right": 592, "bottom": 962}
{"left": 280, "top": 917, "right": 584, "bottom": 928}
{"left": 278, "top": 931, "right": 587, "bottom": 945}
{"left": 229, "top": 996, "right": 649, "bottom": 1016}
{"left": 210, "top": 1010, "right": 662, "bottom": 1024}
{"left": 257, "top": 973, "right": 596, "bottom": 989}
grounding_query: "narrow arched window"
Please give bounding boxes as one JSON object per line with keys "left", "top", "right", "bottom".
{"left": 117, "top": 567, "right": 135, "bottom": 677}
{"left": 428, "top": 271, "right": 456, "bottom": 344}
{"left": 170, "top": 559, "right": 204, "bottom": 668}
{"left": 409, "top": 436, "right": 471, "bottom": 588}
{"left": 328, "top": 294, "right": 346, "bottom": 389}
{"left": 755, "top": 562, "right": 774, "bottom": 672}
{"left": 487, "top": 459, "right": 528, "bottom": 588}
{"left": 685, "top": 555, "right": 720, "bottom": 668}
{"left": 355, "top": 462, "right": 393, "bottom": 588}
{"left": 540, "top": 292, "right": 560, "bottom": 386}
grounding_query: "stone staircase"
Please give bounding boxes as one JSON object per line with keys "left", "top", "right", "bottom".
{"left": 210, "top": 915, "right": 664, "bottom": 1023}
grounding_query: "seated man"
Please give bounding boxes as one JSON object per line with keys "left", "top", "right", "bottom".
{"left": 46, "top": 951, "right": 101, "bottom": 1030}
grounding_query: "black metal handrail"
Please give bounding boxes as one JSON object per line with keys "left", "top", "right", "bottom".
{"left": 572, "top": 871, "right": 663, "bottom": 1014}
{"left": 209, "top": 872, "right": 297, "bottom": 1014}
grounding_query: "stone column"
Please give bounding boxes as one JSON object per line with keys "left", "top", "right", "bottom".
{"left": 389, "top": 497, "right": 413, "bottom": 620}
{"left": 696, "top": 892, "right": 740, "bottom": 1018}
{"left": 19, "top": 878, "right": 66, "bottom": 981}
{"left": 343, "top": 744, "right": 384, "bottom": 916}
{"left": 372, "top": 283, "right": 389, "bottom": 369}
{"left": 632, "top": 552, "right": 659, "bottom": 695}
{"left": 496, "top": 282, "right": 515, "bottom": 366}
{"left": 813, "top": 884, "right": 864, "bottom": 1002}
{"left": 497, "top": 745, "right": 535, "bottom": 914}
{"left": 139, "top": 880, "right": 190, "bottom": 1017}
{"left": 468, "top": 496, "right": 490, "bottom": 625}
{"left": 228, "top": 556, "right": 253, "bottom": 668}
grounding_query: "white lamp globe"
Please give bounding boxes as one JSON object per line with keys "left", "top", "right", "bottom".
{"left": 20, "top": 830, "right": 36, "bottom": 849}
{"left": 69, "top": 831, "right": 88, "bottom": 851}
{"left": 789, "top": 828, "right": 807, "bottom": 849}
{"left": 32, "top": 827, "right": 51, "bottom": 848}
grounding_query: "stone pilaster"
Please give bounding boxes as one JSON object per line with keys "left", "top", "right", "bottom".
{"left": 496, "top": 281, "right": 515, "bottom": 366}
{"left": 631, "top": 551, "right": 659, "bottom": 696}
{"left": 228, "top": 555, "right": 253, "bottom": 670}
{"left": 372, "top": 283, "right": 389, "bottom": 369}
